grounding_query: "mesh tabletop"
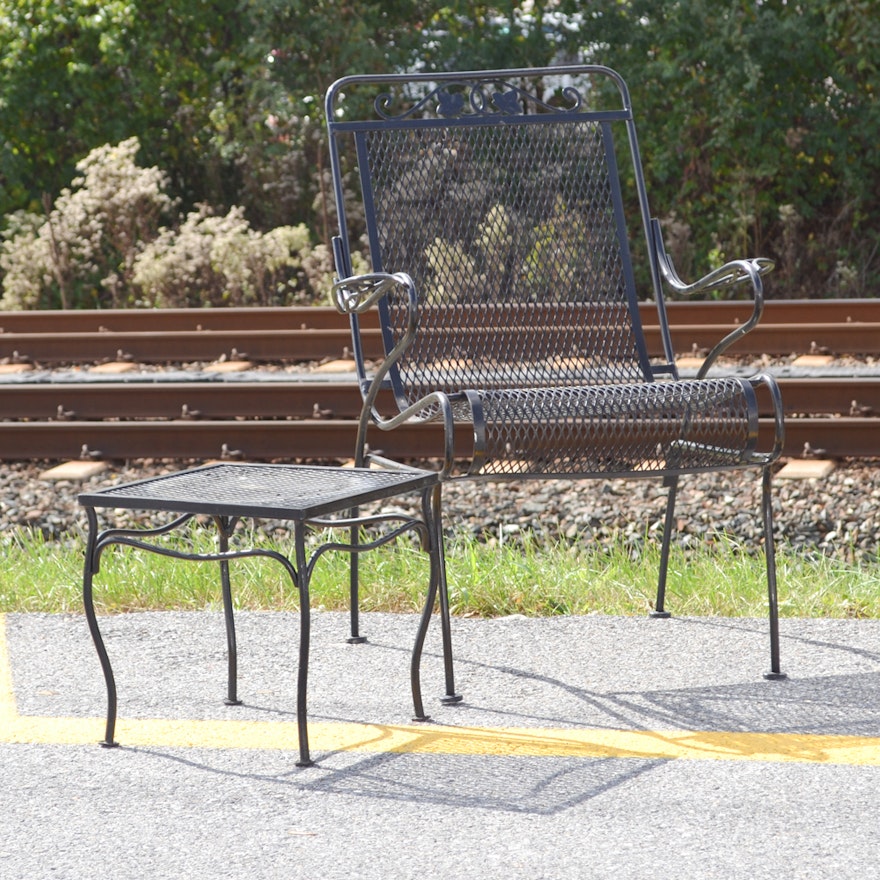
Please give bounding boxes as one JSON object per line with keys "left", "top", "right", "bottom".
{"left": 77, "top": 464, "right": 439, "bottom": 520}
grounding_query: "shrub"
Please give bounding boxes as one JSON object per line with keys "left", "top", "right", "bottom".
{"left": 0, "top": 137, "right": 332, "bottom": 309}
{"left": 0, "top": 138, "right": 174, "bottom": 309}
{"left": 132, "top": 205, "right": 312, "bottom": 307}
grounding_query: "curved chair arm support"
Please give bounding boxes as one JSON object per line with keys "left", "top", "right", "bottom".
{"left": 360, "top": 389, "right": 458, "bottom": 479}
{"left": 651, "top": 218, "right": 774, "bottom": 378}
{"left": 332, "top": 271, "right": 416, "bottom": 316}
{"left": 747, "top": 371, "right": 786, "bottom": 464}
{"left": 336, "top": 271, "right": 419, "bottom": 425}
{"left": 336, "top": 272, "right": 458, "bottom": 477}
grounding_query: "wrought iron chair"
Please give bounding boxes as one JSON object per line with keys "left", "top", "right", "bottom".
{"left": 325, "top": 65, "right": 786, "bottom": 679}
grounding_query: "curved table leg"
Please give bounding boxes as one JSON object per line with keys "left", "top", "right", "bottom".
{"left": 215, "top": 518, "right": 243, "bottom": 706}
{"left": 410, "top": 485, "right": 462, "bottom": 716}
{"left": 82, "top": 507, "right": 119, "bottom": 748}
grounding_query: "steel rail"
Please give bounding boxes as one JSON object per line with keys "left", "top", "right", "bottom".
{"left": 0, "top": 328, "right": 371, "bottom": 364}
{"left": 3, "top": 300, "right": 880, "bottom": 363}
{"left": 0, "top": 415, "right": 875, "bottom": 461}
{"left": 0, "top": 376, "right": 878, "bottom": 460}
{"left": 1, "top": 377, "right": 878, "bottom": 422}
{"left": 1, "top": 298, "right": 877, "bottom": 332}
{"left": 3, "top": 299, "right": 880, "bottom": 461}
{"left": 0, "top": 307, "right": 356, "bottom": 332}
{"left": 4, "top": 322, "right": 879, "bottom": 362}
{"left": 1, "top": 381, "right": 377, "bottom": 421}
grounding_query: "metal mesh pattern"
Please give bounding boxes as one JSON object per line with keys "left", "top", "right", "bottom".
{"left": 364, "top": 119, "right": 648, "bottom": 403}
{"left": 82, "top": 464, "right": 436, "bottom": 518}
{"left": 476, "top": 377, "right": 757, "bottom": 477}
{"left": 333, "top": 72, "right": 766, "bottom": 480}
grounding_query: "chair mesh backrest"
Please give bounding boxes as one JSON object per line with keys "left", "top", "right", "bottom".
{"left": 331, "top": 72, "right": 657, "bottom": 409}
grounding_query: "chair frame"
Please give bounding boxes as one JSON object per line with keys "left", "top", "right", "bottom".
{"left": 325, "top": 64, "right": 786, "bottom": 680}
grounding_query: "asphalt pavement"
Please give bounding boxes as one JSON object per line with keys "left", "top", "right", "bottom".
{"left": 3, "top": 609, "right": 880, "bottom": 879}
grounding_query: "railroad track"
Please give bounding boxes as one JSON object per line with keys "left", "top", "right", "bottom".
{"left": 1, "top": 300, "right": 880, "bottom": 362}
{"left": 2, "top": 300, "right": 879, "bottom": 461}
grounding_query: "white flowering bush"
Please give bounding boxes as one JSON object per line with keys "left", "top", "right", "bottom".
{"left": 1, "top": 137, "right": 331, "bottom": 309}
{"left": 133, "top": 205, "right": 316, "bottom": 307}
{"left": 1, "top": 138, "right": 174, "bottom": 309}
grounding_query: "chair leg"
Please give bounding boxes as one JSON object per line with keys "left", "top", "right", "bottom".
{"left": 347, "top": 514, "right": 367, "bottom": 644}
{"left": 761, "top": 466, "right": 786, "bottom": 680}
{"left": 426, "top": 484, "right": 461, "bottom": 705}
{"left": 651, "top": 476, "right": 678, "bottom": 619}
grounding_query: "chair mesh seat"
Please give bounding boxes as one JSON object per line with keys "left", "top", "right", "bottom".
{"left": 472, "top": 376, "right": 757, "bottom": 477}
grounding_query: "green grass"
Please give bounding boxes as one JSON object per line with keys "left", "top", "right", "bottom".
{"left": 3, "top": 523, "right": 880, "bottom": 619}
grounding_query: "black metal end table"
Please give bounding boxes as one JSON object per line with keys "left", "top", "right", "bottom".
{"left": 78, "top": 463, "right": 460, "bottom": 767}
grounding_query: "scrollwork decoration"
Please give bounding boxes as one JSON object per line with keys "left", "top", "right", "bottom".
{"left": 374, "top": 79, "right": 584, "bottom": 121}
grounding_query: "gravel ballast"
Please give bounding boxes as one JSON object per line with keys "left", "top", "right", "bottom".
{"left": 2, "top": 458, "right": 878, "bottom": 562}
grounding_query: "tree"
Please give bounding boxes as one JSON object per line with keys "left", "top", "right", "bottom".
{"left": 578, "top": 0, "right": 880, "bottom": 296}
{"left": 1, "top": 0, "right": 878, "bottom": 300}
{"left": 0, "top": 1, "right": 443, "bottom": 236}
{"left": 0, "top": 0, "right": 260, "bottom": 220}
{"left": 0, "top": 1, "right": 136, "bottom": 216}
{"left": 416, "top": 0, "right": 584, "bottom": 72}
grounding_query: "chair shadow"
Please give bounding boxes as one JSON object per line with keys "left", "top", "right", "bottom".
{"left": 126, "top": 617, "right": 880, "bottom": 816}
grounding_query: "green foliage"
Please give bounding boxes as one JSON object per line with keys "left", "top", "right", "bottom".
{"left": 132, "top": 205, "right": 314, "bottom": 308}
{"left": 0, "top": 138, "right": 174, "bottom": 309}
{"left": 581, "top": 0, "right": 880, "bottom": 297}
{"left": 0, "top": 0, "right": 136, "bottom": 215}
{"left": 0, "top": 1, "right": 250, "bottom": 216}
{"left": 5, "top": 522, "right": 880, "bottom": 618}
{"left": 0, "top": 1, "right": 878, "bottom": 302}
{"left": 0, "top": 0, "right": 434, "bottom": 241}
{"left": 417, "top": 1, "right": 584, "bottom": 72}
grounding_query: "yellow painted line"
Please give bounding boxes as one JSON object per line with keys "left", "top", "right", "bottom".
{"left": 4, "top": 614, "right": 880, "bottom": 765}
{"left": 0, "top": 613, "right": 19, "bottom": 724}
{"left": 6, "top": 713, "right": 880, "bottom": 766}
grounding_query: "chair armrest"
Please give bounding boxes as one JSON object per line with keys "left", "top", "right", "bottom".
{"left": 332, "top": 272, "right": 420, "bottom": 426}
{"left": 748, "top": 372, "right": 786, "bottom": 463}
{"left": 332, "top": 272, "right": 415, "bottom": 315}
{"left": 651, "top": 219, "right": 774, "bottom": 378}
{"left": 367, "top": 391, "right": 458, "bottom": 478}
{"left": 336, "top": 272, "right": 457, "bottom": 475}
{"left": 332, "top": 270, "right": 419, "bottom": 413}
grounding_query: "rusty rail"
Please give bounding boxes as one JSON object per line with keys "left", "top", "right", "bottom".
{"left": 2, "top": 300, "right": 880, "bottom": 461}
{"left": 3, "top": 299, "right": 880, "bottom": 363}
{"left": 1, "top": 377, "right": 877, "bottom": 421}
{"left": 1, "top": 376, "right": 877, "bottom": 461}
{"left": 0, "top": 413, "right": 873, "bottom": 462}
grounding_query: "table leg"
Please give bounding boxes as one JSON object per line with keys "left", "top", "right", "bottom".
{"left": 427, "top": 485, "right": 461, "bottom": 705}
{"left": 347, "top": 512, "right": 367, "bottom": 643}
{"left": 82, "top": 507, "right": 119, "bottom": 748}
{"left": 215, "top": 517, "right": 243, "bottom": 706}
{"left": 293, "top": 521, "right": 313, "bottom": 767}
